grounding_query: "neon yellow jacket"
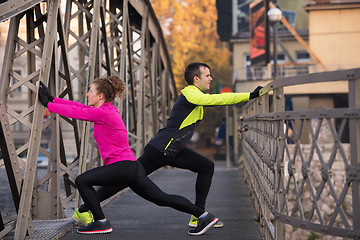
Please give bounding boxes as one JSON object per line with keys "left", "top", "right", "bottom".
{"left": 147, "top": 85, "right": 250, "bottom": 156}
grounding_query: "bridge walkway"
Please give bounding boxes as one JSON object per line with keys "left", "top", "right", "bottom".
{"left": 59, "top": 160, "right": 263, "bottom": 240}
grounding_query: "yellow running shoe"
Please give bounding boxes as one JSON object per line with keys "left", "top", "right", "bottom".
{"left": 188, "top": 215, "right": 198, "bottom": 227}
{"left": 188, "top": 215, "right": 224, "bottom": 228}
{"left": 72, "top": 208, "right": 94, "bottom": 226}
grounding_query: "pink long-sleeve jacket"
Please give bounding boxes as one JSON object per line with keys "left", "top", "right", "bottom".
{"left": 47, "top": 98, "right": 137, "bottom": 165}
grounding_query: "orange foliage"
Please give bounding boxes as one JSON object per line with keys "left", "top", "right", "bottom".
{"left": 150, "top": 0, "right": 232, "bottom": 91}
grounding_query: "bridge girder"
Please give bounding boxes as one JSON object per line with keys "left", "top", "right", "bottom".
{"left": 0, "top": 0, "right": 176, "bottom": 239}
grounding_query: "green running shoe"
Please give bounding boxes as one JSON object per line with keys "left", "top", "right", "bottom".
{"left": 72, "top": 208, "right": 94, "bottom": 226}
{"left": 188, "top": 215, "right": 224, "bottom": 228}
{"left": 188, "top": 215, "right": 198, "bottom": 227}
{"left": 188, "top": 212, "right": 218, "bottom": 236}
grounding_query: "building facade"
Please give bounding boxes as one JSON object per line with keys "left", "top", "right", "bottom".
{"left": 230, "top": 0, "right": 360, "bottom": 143}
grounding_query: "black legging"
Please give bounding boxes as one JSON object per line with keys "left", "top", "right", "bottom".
{"left": 75, "top": 160, "right": 205, "bottom": 220}
{"left": 80, "top": 145, "right": 214, "bottom": 213}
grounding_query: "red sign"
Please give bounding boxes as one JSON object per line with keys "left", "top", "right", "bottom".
{"left": 220, "top": 87, "right": 232, "bottom": 94}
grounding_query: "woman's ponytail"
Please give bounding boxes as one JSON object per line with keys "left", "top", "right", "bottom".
{"left": 93, "top": 75, "right": 126, "bottom": 102}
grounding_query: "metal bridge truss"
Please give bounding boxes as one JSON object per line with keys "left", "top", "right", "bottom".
{"left": 239, "top": 68, "right": 360, "bottom": 239}
{"left": 0, "top": 0, "right": 176, "bottom": 239}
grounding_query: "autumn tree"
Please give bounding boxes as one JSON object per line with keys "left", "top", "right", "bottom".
{"left": 150, "top": 0, "right": 233, "bottom": 147}
{"left": 150, "top": 0, "right": 232, "bottom": 91}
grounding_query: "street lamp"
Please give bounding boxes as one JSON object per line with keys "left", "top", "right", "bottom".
{"left": 267, "top": 7, "right": 282, "bottom": 79}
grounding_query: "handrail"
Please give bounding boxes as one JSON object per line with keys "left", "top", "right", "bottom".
{"left": 238, "top": 67, "right": 360, "bottom": 239}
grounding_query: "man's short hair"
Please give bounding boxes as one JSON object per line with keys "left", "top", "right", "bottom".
{"left": 184, "top": 62, "right": 210, "bottom": 85}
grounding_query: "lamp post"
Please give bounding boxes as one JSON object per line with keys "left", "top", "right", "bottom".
{"left": 268, "top": 7, "right": 285, "bottom": 239}
{"left": 267, "top": 7, "right": 282, "bottom": 79}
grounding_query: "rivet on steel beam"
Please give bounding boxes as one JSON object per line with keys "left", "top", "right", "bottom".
{"left": 346, "top": 71, "right": 354, "bottom": 79}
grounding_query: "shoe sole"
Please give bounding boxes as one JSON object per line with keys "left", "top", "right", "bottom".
{"left": 189, "top": 222, "right": 223, "bottom": 228}
{"left": 188, "top": 223, "right": 197, "bottom": 227}
{"left": 72, "top": 215, "right": 86, "bottom": 225}
{"left": 77, "top": 228, "right": 113, "bottom": 234}
{"left": 213, "top": 222, "right": 224, "bottom": 228}
{"left": 188, "top": 218, "right": 219, "bottom": 236}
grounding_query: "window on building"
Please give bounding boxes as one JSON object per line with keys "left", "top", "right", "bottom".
{"left": 296, "top": 52, "right": 310, "bottom": 61}
{"left": 245, "top": 54, "right": 266, "bottom": 80}
{"left": 245, "top": 53, "right": 286, "bottom": 80}
{"left": 269, "top": 53, "right": 285, "bottom": 76}
{"left": 296, "top": 51, "right": 310, "bottom": 75}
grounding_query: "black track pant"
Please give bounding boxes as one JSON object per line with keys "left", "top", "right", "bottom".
{"left": 75, "top": 160, "right": 205, "bottom": 220}
{"left": 80, "top": 145, "right": 214, "bottom": 213}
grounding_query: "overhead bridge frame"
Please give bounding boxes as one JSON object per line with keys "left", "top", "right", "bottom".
{"left": 0, "top": 0, "right": 176, "bottom": 239}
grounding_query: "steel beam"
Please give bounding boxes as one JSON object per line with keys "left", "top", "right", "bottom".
{"left": 0, "top": 0, "right": 43, "bottom": 23}
{"left": 0, "top": 0, "right": 176, "bottom": 238}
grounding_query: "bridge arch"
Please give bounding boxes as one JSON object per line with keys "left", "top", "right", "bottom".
{"left": 0, "top": 0, "right": 176, "bottom": 239}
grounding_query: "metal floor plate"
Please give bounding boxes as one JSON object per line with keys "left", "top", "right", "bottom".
{"left": 4, "top": 215, "right": 76, "bottom": 240}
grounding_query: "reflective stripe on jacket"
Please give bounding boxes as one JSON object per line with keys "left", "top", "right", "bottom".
{"left": 148, "top": 85, "right": 250, "bottom": 156}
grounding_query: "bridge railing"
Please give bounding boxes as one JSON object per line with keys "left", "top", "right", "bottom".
{"left": 238, "top": 68, "right": 360, "bottom": 239}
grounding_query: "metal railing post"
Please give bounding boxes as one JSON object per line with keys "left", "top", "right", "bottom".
{"left": 348, "top": 76, "right": 360, "bottom": 233}
{"left": 273, "top": 86, "right": 285, "bottom": 240}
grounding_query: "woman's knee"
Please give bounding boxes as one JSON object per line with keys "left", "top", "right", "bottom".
{"left": 75, "top": 174, "right": 88, "bottom": 188}
{"left": 74, "top": 176, "right": 81, "bottom": 188}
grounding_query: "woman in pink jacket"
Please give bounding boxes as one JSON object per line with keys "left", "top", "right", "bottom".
{"left": 38, "top": 76, "right": 218, "bottom": 235}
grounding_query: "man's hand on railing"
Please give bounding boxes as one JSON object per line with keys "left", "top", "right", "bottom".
{"left": 249, "top": 86, "right": 263, "bottom": 99}
{"left": 237, "top": 124, "right": 248, "bottom": 138}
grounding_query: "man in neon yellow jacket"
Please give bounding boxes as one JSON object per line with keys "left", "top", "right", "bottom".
{"left": 75, "top": 62, "right": 262, "bottom": 229}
